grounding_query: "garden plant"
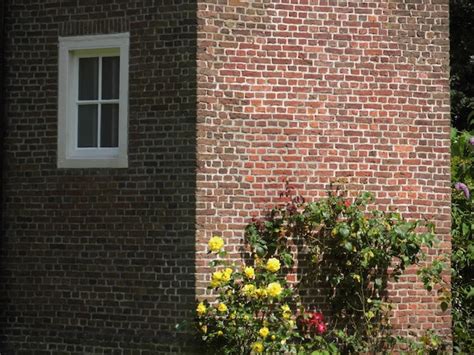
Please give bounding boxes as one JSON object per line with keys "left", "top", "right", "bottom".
{"left": 194, "top": 185, "right": 450, "bottom": 354}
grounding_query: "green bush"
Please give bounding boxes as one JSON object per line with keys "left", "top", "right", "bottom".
{"left": 451, "top": 128, "right": 474, "bottom": 353}
{"left": 194, "top": 186, "right": 449, "bottom": 354}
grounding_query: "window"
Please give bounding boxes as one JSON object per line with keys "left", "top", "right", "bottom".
{"left": 58, "top": 33, "right": 129, "bottom": 168}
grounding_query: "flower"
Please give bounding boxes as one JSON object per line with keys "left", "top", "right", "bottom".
{"left": 255, "top": 288, "right": 268, "bottom": 298}
{"left": 317, "top": 322, "right": 327, "bottom": 334}
{"left": 217, "top": 303, "right": 228, "bottom": 313}
{"left": 242, "top": 284, "right": 256, "bottom": 297}
{"left": 217, "top": 330, "right": 223, "bottom": 336}
{"left": 244, "top": 266, "right": 255, "bottom": 279}
{"left": 281, "top": 304, "right": 290, "bottom": 312}
{"left": 208, "top": 236, "right": 224, "bottom": 252}
{"left": 310, "top": 312, "right": 324, "bottom": 324}
{"left": 266, "top": 282, "right": 283, "bottom": 297}
{"left": 211, "top": 271, "right": 224, "bottom": 288}
{"left": 455, "top": 182, "right": 470, "bottom": 199}
{"left": 201, "top": 325, "right": 207, "bottom": 334}
{"left": 344, "top": 199, "right": 351, "bottom": 208}
{"left": 222, "top": 268, "right": 233, "bottom": 282}
{"left": 470, "top": 136, "right": 474, "bottom": 145}
{"left": 196, "top": 302, "right": 206, "bottom": 316}
{"left": 259, "top": 327, "right": 269, "bottom": 338}
{"left": 266, "top": 258, "right": 281, "bottom": 273}
{"left": 252, "top": 342, "right": 264, "bottom": 353}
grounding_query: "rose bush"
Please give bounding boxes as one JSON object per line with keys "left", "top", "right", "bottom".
{"left": 194, "top": 186, "right": 449, "bottom": 354}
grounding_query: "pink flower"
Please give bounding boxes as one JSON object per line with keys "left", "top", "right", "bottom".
{"left": 455, "top": 182, "right": 470, "bottom": 199}
{"left": 311, "top": 312, "right": 324, "bottom": 323}
{"left": 316, "top": 322, "right": 327, "bottom": 334}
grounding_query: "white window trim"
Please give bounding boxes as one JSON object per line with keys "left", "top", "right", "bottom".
{"left": 58, "top": 33, "right": 129, "bottom": 168}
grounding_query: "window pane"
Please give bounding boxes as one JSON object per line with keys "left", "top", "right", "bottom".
{"left": 78, "top": 57, "right": 99, "bottom": 100}
{"left": 102, "top": 56, "right": 120, "bottom": 100}
{"left": 100, "top": 104, "right": 119, "bottom": 147}
{"left": 78, "top": 105, "right": 98, "bottom": 147}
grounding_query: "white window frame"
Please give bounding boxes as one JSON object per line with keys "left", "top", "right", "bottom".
{"left": 57, "top": 33, "right": 129, "bottom": 168}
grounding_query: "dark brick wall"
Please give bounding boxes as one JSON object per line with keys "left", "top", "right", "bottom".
{"left": 1, "top": 1, "right": 197, "bottom": 353}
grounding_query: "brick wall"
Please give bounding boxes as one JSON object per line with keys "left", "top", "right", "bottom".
{"left": 196, "top": 0, "right": 451, "bottom": 340}
{"left": 1, "top": 0, "right": 197, "bottom": 353}
{"left": 1, "top": 0, "right": 451, "bottom": 352}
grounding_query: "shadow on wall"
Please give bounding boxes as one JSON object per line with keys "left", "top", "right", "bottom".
{"left": 0, "top": 0, "right": 198, "bottom": 352}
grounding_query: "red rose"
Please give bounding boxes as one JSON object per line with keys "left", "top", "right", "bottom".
{"left": 311, "top": 312, "right": 324, "bottom": 323}
{"left": 317, "top": 322, "right": 327, "bottom": 334}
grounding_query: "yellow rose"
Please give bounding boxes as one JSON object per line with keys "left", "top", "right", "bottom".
{"left": 271, "top": 335, "right": 276, "bottom": 340}
{"left": 288, "top": 320, "right": 295, "bottom": 328}
{"left": 217, "top": 303, "right": 228, "bottom": 313}
{"left": 352, "top": 274, "right": 361, "bottom": 283}
{"left": 266, "top": 282, "right": 282, "bottom": 297}
{"left": 242, "top": 284, "right": 256, "bottom": 297}
{"left": 201, "top": 325, "right": 207, "bottom": 334}
{"left": 266, "top": 258, "right": 281, "bottom": 273}
{"left": 208, "top": 236, "right": 224, "bottom": 252}
{"left": 217, "top": 330, "right": 223, "bottom": 336}
{"left": 210, "top": 271, "right": 223, "bottom": 288}
{"left": 244, "top": 266, "right": 255, "bottom": 279}
{"left": 281, "top": 304, "right": 290, "bottom": 313}
{"left": 255, "top": 288, "right": 268, "bottom": 298}
{"left": 252, "top": 342, "right": 264, "bottom": 353}
{"left": 196, "top": 302, "right": 206, "bottom": 316}
{"left": 259, "top": 327, "right": 269, "bottom": 338}
{"left": 222, "top": 268, "right": 233, "bottom": 282}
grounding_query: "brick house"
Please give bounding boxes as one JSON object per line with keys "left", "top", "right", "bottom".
{"left": 0, "top": 0, "right": 451, "bottom": 353}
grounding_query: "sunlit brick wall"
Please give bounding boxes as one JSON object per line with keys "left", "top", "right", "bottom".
{"left": 196, "top": 0, "right": 451, "bottom": 339}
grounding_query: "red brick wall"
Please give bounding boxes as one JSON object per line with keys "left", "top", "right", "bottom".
{"left": 196, "top": 0, "right": 451, "bottom": 339}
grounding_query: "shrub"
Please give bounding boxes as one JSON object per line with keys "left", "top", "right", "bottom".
{"left": 194, "top": 186, "right": 449, "bottom": 354}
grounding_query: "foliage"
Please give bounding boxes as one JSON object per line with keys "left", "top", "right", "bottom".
{"left": 194, "top": 187, "right": 450, "bottom": 354}
{"left": 451, "top": 128, "right": 474, "bottom": 353}
{"left": 195, "top": 236, "right": 334, "bottom": 354}
{"left": 450, "top": 0, "right": 474, "bottom": 130}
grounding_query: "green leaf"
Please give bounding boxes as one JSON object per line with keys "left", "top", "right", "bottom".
{"left": 344, "top": 241, "right": 353, "bottom": 252}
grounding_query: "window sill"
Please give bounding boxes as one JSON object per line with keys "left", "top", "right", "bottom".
{"left": 57, "top": 155, "right": 128, "bottom": 169}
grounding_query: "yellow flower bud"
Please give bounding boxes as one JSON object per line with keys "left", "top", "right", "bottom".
{"left": 259, "top": 327, "right": 269, "bottom": 338}
{"left": 217, "top": 303, "right": 228, "bottom": 313}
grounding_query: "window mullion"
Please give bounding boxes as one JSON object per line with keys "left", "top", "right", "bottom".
{"left": 97, "top": 55, "right": 102, "bottom": 148}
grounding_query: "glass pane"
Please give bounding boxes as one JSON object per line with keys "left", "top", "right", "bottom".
{"left": 102, "top": 56, "right": 120, "bottom": 100}
{"left": 100, "top": 104, "right": 119, "bottom": 147}
{"left": 78, "top": 105, "right": 98, "bottom": 147}
{"left": 78, "top": 57, "right": 99, "bottom": 100}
